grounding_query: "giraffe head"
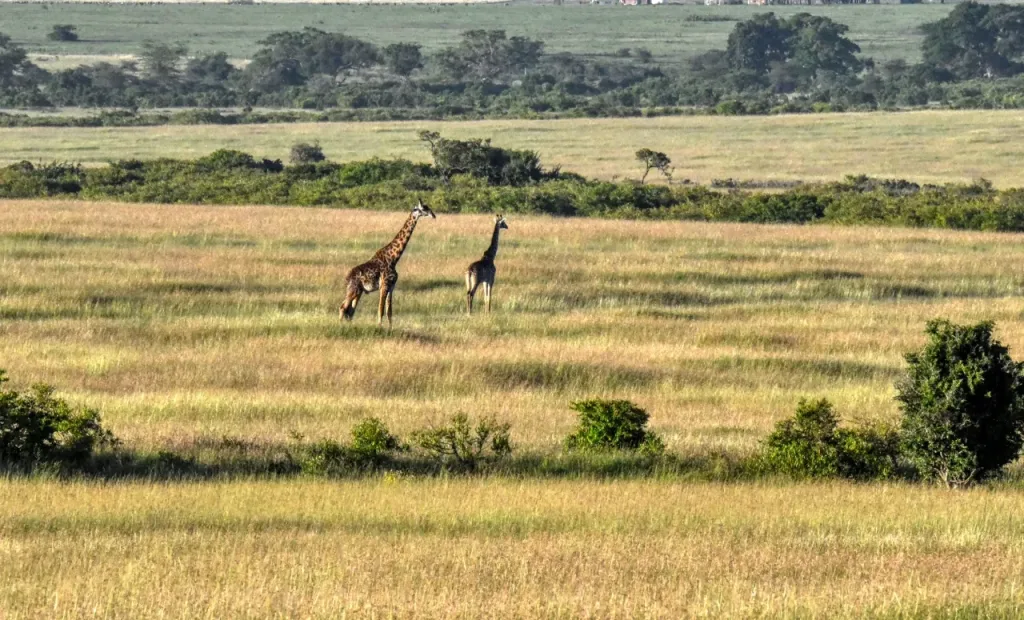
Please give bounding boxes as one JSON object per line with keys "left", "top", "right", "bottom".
{"left": 495, "top": 214, "right": 508, "bottom": 230}
{"left": 412, "top": 198, "right": 436, "bottom": 220}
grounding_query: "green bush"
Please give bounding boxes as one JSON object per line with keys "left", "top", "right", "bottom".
{"left": 294, "top": 438, "right": 349, "bottom": 476}
{"left": 760, "top": 398, "right": 899, "bottom": 480}
{"left": 289, "top": 141, "right": 326, "bottom": 164}
{"left": 0, "top": 370, "right": 116, "bottom": 471}
{"left": 411, "top": 413, "right": 512, "bottom": 471}
{"left": 8, "top": 148, "right": 1024, "bottom": 233}
{"left": 564, "top": 399, "right": 664, "bottom": 454}
{"left": 350, "top": 417, "right": 401, "bottom": 464}
{"left": 897, "top": 320, "right": 1024, "bottom": 487}
{"left": 47, "top": 25, "right": 79, "bottom": 42}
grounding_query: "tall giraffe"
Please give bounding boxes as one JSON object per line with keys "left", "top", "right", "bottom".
{"left": 465, "top": 214, "right": 508, "bottom": 315}
{"left": 340, "top": 199, "right": 436, "bottom": 329}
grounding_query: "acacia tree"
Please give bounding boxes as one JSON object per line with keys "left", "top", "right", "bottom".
{"left": 436, "top": 30, "right": 543, "bottom": 82}
{"left": 140, "top": 41, "right": 187, "bottom": 84}
{"left": 418, "top": 130, "right": 543, "bottom": 186}
{"left": 635, "top": 148, "right": 672, "bottom": 184}
{"left": 382, "top": 43, "right": 423, "bottom": 77}
{"left": 244, "top": 28, "right": 379, "bottom": 90}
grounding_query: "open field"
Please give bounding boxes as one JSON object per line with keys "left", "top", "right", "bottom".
{"left": 4, "top": 478, "right": 1024, "bottom": 617}
{"left": 6, "top": 199, "right": 1024, "bottom": 616}
{"left": 5, "top": 199, "right": 1024, "bottom": 453}
{"left": 1, "top": 3, "right": 954, "bottom": 65}
{"left": 5, "top": 110, "right": 1024, "bottom": 185}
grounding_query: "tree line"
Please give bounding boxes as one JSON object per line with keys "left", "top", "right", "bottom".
{"left": 2, "top": 3, "right": 1024, "bottom": 121}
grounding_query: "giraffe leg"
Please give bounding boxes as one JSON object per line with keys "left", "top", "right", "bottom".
{"left": 484, "top": 282, "right": 492, "bottom": 314}
{"left": 384, "top": 287, "right": 394, "bottom": 332}
{"left": 377, "top": 286, "right": 387, "bottom": 328}
{"left": 466, "top": 272, "right": 478, "bottom": 316}
{"left": 340, "top": 289, "right": 361, "bottom": 321}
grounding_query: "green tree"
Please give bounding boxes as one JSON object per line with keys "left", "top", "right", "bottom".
{"left": 897, "top": 320, "right": 1024, "bottom": 487}
{"left": 726, "top": 13, "right": 790, "bottom": 76}
{"left": 184, "top": 52, "right": 237, "bottom": 86}
{"left": 140, "top": 41, "right": 187, "bottom": 83}
{"left": 723, "top": 13, "right": 863, "bottom": 91}
{"left": 0, "top": 33, "right": 37, "bottom": 90}
{"left": 47, "top": 25, "right": 79, "bottom": 42}
{"left": 437, "top": 30, "right": 543, "bottom": 82}
{"left": 382, "top": 43, "right": 423, "bottom": 77}
{"left": 786, "top": 14, "right": 863, "bottom": 78}
{"left": 921, "top": 2, "right": 1024, "bottom": 79}
{"left": 635, "top": 148, "right": 672, "bottom": 184}
{"left": 245, "top": 28, "right": 379, "bottom": 89}
{"left": 418, "top": 130, "right": 543, "bottom": 186}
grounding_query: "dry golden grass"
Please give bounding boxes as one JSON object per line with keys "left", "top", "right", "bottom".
{"left": 6, "top": 199, "right": 1024, "bottom": 617}
{"left": 5, "top": 109, "right": 1024, "bottom": 185}
{"left": 4, "top": 199, "right": 1024, "bottom": 455}
{"left": 4, "top": 478, "right": 1024, "bottom": 618}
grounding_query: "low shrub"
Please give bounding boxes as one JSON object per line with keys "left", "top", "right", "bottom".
{"left": 564, "top": 399, "right": 664, "bottom": 455}
{"left": 6, "top": 147, "right": 1024, "bottom": 233}
{"left": 294, "top": 438, "right": 349, "bottom": 476}
{"left": 411, "top": 413, "right": 512, "bottom": 471}
{"left": 290, "top": 141, "right": 326, "bottom": 164}
{"left": 350, "top": 417, "right": 402, "bottom": 464}
{"left": 897, "top": 320, "right": 1024, "bottom": 487}
{"left": 0, "top": 370, "right": 116, "bottom": 472}
{"left": 759, "top": 398, "right": 899, "bottom": 480}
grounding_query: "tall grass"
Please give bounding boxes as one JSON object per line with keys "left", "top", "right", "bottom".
{"left": 5, "top": 199, "right": 1024, "bottom": 616}
{"left": 3, "top": 199, "right": 1024, "bottom": 456}
{"left": 3, "top": 478, "right": 1024, "bottom": 617}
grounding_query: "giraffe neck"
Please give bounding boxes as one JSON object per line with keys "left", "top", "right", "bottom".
{"left": 482, "top": 223, "right": 502, "bottom": 261}
{"left": 377, "top": 213, "right": 418, "bottom": 266}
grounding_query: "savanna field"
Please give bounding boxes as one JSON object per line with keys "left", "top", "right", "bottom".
{"left": 5, "top": 197, "right": 1024, "bottom": 616}
{"left": 6, "top": 0, "right": 1024, "bottom": 614}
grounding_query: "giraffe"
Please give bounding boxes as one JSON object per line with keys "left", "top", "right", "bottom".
{"left": 339, "top": 199, "right": 436, "bottom": 329}
{"left": 465, "top": 214, "right": 508, "bottom": 315}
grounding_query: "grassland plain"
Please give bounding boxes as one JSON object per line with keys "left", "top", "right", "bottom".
{"left": 4, "top": 479, "right": 1024, "bottom": 617}
{"left": 6, "top": 200, "right": 1024, "bottom": 617}
{"left": 4, "top": 198, "right": 1024, "bottom": 453}
{"left": 6, "top": 109, "right": 1024, "bottom": 186}
{"left": 0, "top": 3, "right": 955, "bottom": 65}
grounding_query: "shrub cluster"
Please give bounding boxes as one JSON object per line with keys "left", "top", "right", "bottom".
{"left": 5, "top": 150, "right": 1024, "bottom": 232}
{"left": 292, "top": 413, "right": 514, "bottom": 475}
{"left": 760, "top": 398, "right": 899, "bottom": 481}
{"left": 897, "top": 320, "right": 1024, "bottom": 487}
{"left": 410, "top": 413, "right": 512, "bottom": 472}
{"left": 563, "top": 399, "right": 665, "bottom": 456}
{"left": 0, "top": 370, "right": 115, "bottom": 472}
{"left": 291, "top": 416, "right": 404, "bottom": 475}
{"left": 763, "top": 320, "right": 1024, "bottom": 487}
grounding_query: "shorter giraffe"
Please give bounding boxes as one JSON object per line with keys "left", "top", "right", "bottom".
{"left": 340, "top": 199, "right": 435, "bottom": 329}
{"left": 465, "top": 214, "right": 508, "bottom": 315}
